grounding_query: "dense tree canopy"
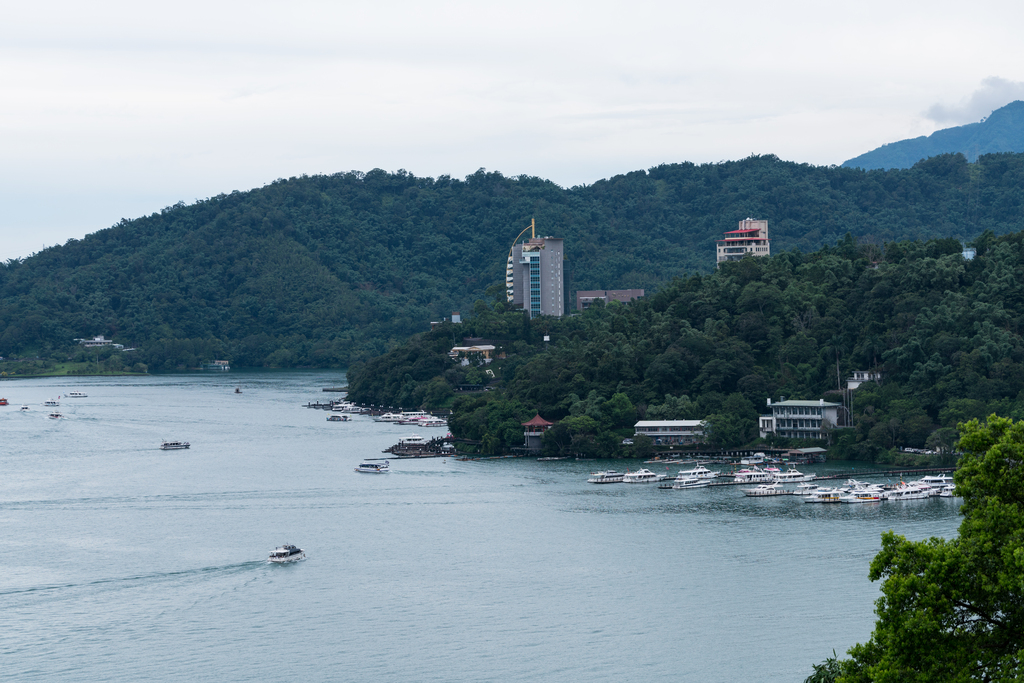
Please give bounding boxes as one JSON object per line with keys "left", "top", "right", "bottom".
{"left": 350, "top": 230, "right": 1024, "bottom": 459}
{"left": 5, "top": 152, "right": 1024, "bottom": 369}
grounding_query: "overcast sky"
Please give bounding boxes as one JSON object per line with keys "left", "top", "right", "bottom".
{"left": 3, "top": 0, "right": 1024, "bottom": 261}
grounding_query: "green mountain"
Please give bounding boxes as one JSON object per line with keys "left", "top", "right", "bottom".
{"left": 3, "top": 153, "right": 1024, "bottom": 369}
{"left": 348, "top": 230, "right": 1022, "bottom": 462}
{"left": 843, "top": 101, "right": 1024, "bottom": 170}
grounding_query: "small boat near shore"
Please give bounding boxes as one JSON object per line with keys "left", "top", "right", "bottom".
{"left": 160, "top": 440, "right": 190, "bottom": 450}
{"left": 269, "top": 544, "right": 305, "bottom": 563}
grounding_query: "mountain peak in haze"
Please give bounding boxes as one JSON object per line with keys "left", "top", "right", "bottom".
{"left": 843, "top": 100, "right": 1024, "bottom": 170}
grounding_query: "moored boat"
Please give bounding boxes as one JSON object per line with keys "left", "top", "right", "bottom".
{"left": 374, "top": 412, "right": 404, "bottom": 423}
{"left": 269, "top": 544, "right": 305, "bottom": 563}
{"left": 588, "top": 470, "right": 625, "bottom": 484}
{"left": 621, "top": 468, "right": 668, "bottom": 483}
{"left": 741, "top": 483, "right": 790, "bottom": 497}
{"left": 674, "top": 464, "right": 720, "bottom": 481}
{"left": 672, "top": 475, "right": 709, "bottom": 489}
{"left": 771, "top": 467, "right": 815, "bottom": 483}
{"left": 160, "top": 440, "right": 190, "bottom": 450}
{"left": 804, "top": 487, "right": 844, "bottom": 503}
{"left": 732, "top": 466, "right": 773, "bottom": 483}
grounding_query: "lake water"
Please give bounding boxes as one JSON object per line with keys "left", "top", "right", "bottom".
{"left": 1, "top": 372, "right": 961, "bottom": 682}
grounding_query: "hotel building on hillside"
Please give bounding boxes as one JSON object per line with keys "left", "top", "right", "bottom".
{"left": 510, "top": 236, "right": 565, "bottom": 318}
{"left": 759, "top": 398, "right": 843, "bottom": 440}
{"left": 575, "top": 289, "right": 645, "bottom": 311}
{"left": 716, "top": 218, "right": 771, "bottom": 266}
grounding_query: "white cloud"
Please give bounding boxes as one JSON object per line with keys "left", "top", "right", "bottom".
{"left": 924, "top": 77, "right": 1024, "bottom": 125}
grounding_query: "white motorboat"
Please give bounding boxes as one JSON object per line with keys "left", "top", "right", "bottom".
{"left": 67, "top": 391, "right": 87, "bottom": 398}
{"left": 672, "top": 475, "right": 709, "bottom": 489}
{"left": 374, "top": 412, "right": 404, "bottom": 423}
{"left": 771, "top": 467, "right": 815, "bottom": 483}
{"left": 804, "top": 487, "right": 844, "bottom": 503}
{"left": 48, "top": 412, "right": 63, "bottom": 419}
{"left": 44, "top": 398, "right": 60, "bottom": 407}
{"left": 741, "top": 483, "right": 790, "bottom": 497}
{"left": 588, "top": 470, "right": 625, "bottom": 484}
{"left": 269, "top": 544, "right": 305, "bottom": 563}
{"left": 840, "top": 485, "right": 884, "bottom": 503}
{"left": 675, "top": 464, "right": 720, "bottom": 481}
{"left": 938, "top": 484, "right": 958, "bottom": 498}
{"left": 732, "top": 466, "right": 773, "bottom": 483}
{"left": 419, "top": 417, "right": 448, "bottom": 427}
{"left": 397, "top": 435, "right": 427, "bottom": 447}
{"left": 882, "top": 482, "right": 930, "bottom": 501}
{"left": 740, "top": 452, "right": 765, "bottom": 465}
{"left": 160, "top": 440, "right": 190, "bottom": 450}
{"left": 621, "top": 468, "right": 668, "bottom": 483}
{"left": 792, "top": 483, "right": 820, "bottom": 496}
{"left": 917, "top": 473, "right": 955, "bottom": 486}
{"left": 356, "top": 460, "right": 390, "bottom": 473}
{"left": 326, "top": 414, "right": 350, "bottom": 421}
{"left": 20, "top": 405, "right": 29, "bottom": 411}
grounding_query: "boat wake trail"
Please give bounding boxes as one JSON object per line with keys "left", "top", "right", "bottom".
{"left": 0, "top": 561, "right": 267, "bottom": 598}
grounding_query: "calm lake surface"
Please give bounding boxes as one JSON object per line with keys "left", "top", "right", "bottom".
{"left": 2, "top": 371, "right": 961, "bottom": 682}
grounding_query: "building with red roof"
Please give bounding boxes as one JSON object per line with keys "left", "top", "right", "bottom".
{"left": 716, "top": 218, "right": 770, "bottom": 266}
{"left": 522, "top": 414, "right": 555, "bottom": 451}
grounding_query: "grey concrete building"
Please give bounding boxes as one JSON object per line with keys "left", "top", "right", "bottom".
{"left": 511, "top": 236, "right": 564, "bottom": 318}
{"left": 576, "top": 289, "right": 645, "bottom": 311}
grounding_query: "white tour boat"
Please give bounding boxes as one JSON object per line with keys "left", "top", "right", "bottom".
{"left": 771, "top": 467, "right": 815, "bottom": 483}
{"left": 740, "top": 452, "right": 766, "bottom": 465}
{"left": 269, "top": 544, "right": 305, "bottom": 563}
{"left": 397, "top": 435, "right": 427, "bottom": 447}
{"left": 67, "top": 391, "right": 87, "bottom": 398}
{"left": 355, "top": 460, "right": 390, "bottom": 473}
{"left": 48, "top": 411, "right": 63, "bottom": 419}
{"left": 160, "top": 440, "right": 191, "bottom": 450}
{"left": 326, "top": 414, "right": 351, "bottom": 421}
{"left": 44, "top": 398, "right": 60, "bottom": 407}
{"left": 588, "top": 470, "right": 625, "bottom": 484}
{"left": 672, "top": 475, "right": 709, "bottom": 489}
{"left": 840, "top": 485, "right": 884, "bottom": 503}
{"left": 741, "top": 483, "right": 790, "bottom": 497}
{"left": 917, "top": 473, "right": 955, "bottom": 486}
{"left": 732, "top": 466, "right": 773, "bottom": 483}
{"left": 675, "top": 464, "right": 720, "bottom": 481}
{"left": 882, "top": 482, "right": 931, "bottom": 501}
{"left": 621, "top": 468, "right": 668, "bottom": 484}
{"left": 374, "top": 412, "right": 405, "bottom": 423}
{"left": 804, "top": 487, "right": 845, "bottom": 503}
{"left": 792, "top": 483, "right": 820, "bottom": 496}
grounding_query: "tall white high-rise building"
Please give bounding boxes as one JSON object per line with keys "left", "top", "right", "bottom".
{"left": 506, "top": 222, "right": 564, "bottom": 318}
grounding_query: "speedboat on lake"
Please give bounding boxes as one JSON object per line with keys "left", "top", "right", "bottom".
{"left": 621, "top": 468, "right": 668, "bottom": 484}
{"left": 588, "top": 470, "right": 624, "bottom": 484}
{"left": 67, "top": 391, "right": 87, "bottom": 398}
{"left": 160, "top": 440, "right": 190, "bottom": 450}
{"left": 356, "top": 461, "right": 390, "bottom": 473}
{"left": 48, "top": 412, "right": 63, "bottom": 419}
{"left": 326, "top": 414, "right": 350, "bottom": 421}
{"left": 269, "top": 544, "right": 305, "bottom": 563}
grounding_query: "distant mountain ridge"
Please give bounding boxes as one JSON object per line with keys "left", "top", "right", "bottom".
{"left": 843, "top": 100, "right": 1024, "bottom": 170}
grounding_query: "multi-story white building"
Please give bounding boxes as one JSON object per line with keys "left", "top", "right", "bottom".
{"left": 634, "top": 420, "right": 706, "bottom": 445}
{"left": 510, "top": 235, "right": 564, "bottom": 318}
{"left": 847, "top": 371, "right": 883, "bottom": 390}
{"left": 716, "top": 218, "right": 771, "bottom": 266}
{"left": 759, "top": 398, "right": 842, "bottom": 440}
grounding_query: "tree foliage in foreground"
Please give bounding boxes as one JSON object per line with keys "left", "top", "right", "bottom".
{"left": 834, "top": 416, "right": 1024, "bottom": 682}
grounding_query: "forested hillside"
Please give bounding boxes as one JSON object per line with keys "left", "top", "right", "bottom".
{"left": 3, "top": 152, "right": 1024, "bottom": 369}
{"left": 843, "top": 100, "right": 1024, "bottom": 170}
{"left": 348, "top": 230, "right": 1024, "bottom": 462}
